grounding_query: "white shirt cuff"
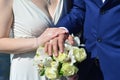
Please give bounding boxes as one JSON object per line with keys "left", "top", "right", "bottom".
{"left": 59, "top": 27, "right": 69, "bottom": 33}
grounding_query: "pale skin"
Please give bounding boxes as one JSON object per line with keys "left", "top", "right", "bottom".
{"left": 44, "top": 34, "right": 74, "bottom": 56}
{"left": 0, "top": 0, "right": 67, "bottom": 54}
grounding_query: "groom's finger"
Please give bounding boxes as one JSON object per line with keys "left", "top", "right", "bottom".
{"left": 44, "top": 42, "right": 49, "bottom": 54}
{"left": 58, "top": 33, "right": 68, "bottom": 53}
{"left": 52, "top": 38, "right": 59, "bottom": 56}
{"left": 67, "top": 35, "right": 74, "bottom": 45}
{"left": 48, "top": 42, "right": 53, "bottom": 56}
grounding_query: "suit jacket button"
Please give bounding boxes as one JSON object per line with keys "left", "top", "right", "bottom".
{"left": 97, "top": 38, "right": 102, "bottom": 42}
{"left": 100, "top": 10, "right": 106, "bottom": 15}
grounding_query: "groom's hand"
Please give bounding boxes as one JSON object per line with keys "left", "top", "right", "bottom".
{"left": 44, "top": 33, "right": 68, "bottom": 56}
{"left": 44, "top": 33, "right": 74, "bottom": 56}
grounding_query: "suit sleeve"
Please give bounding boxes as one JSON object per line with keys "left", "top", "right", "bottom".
{"left": 56, "top": 0, "right": 85, "bottom": 34}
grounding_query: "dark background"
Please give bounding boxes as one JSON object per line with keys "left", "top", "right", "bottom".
{"left": 0, "top": 54, "right": 10, "bottom": 80}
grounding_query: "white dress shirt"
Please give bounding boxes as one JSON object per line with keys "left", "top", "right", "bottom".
{"left": 102, "top": 0, "right": 105, "bottom": 3}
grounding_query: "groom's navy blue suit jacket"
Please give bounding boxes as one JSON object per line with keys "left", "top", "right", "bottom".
{"left": 57, "top": 0, "right": 120, "bottom": 80}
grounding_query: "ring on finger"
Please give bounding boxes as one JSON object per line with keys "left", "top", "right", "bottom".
{"left": 49, "top": 40, "right": 53, "bottom": 44}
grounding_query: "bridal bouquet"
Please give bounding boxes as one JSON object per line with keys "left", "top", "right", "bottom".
{"left": 34, "top": 35, "right": 87, "bottom": 80}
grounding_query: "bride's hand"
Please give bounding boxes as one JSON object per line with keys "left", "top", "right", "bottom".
{"left": 37, "top": 28, "right": 68, "bottom": 46}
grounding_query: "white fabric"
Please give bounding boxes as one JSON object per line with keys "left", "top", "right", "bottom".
{"left": 10, "top": 0, "right": 68, "bottom": 80}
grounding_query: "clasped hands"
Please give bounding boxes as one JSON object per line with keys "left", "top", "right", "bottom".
{"left": 43, "top": 28, "right": 74, "bottom": 56}
{"left": 43, "top": 29, "right": 78, "bottom": 80}
{"left": 39, "top": 28, "right": 78, "bottom": 80}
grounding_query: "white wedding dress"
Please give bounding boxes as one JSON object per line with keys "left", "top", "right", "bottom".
{"left": 10, "top": 0, "right": 68, "bottom": 80}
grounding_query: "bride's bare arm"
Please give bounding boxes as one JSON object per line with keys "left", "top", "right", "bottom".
{"left": 0, "top": 0, "right": 38, "bottom": 54}
{"left": 0, "top": 0, "right": 67, "bottom": 54}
